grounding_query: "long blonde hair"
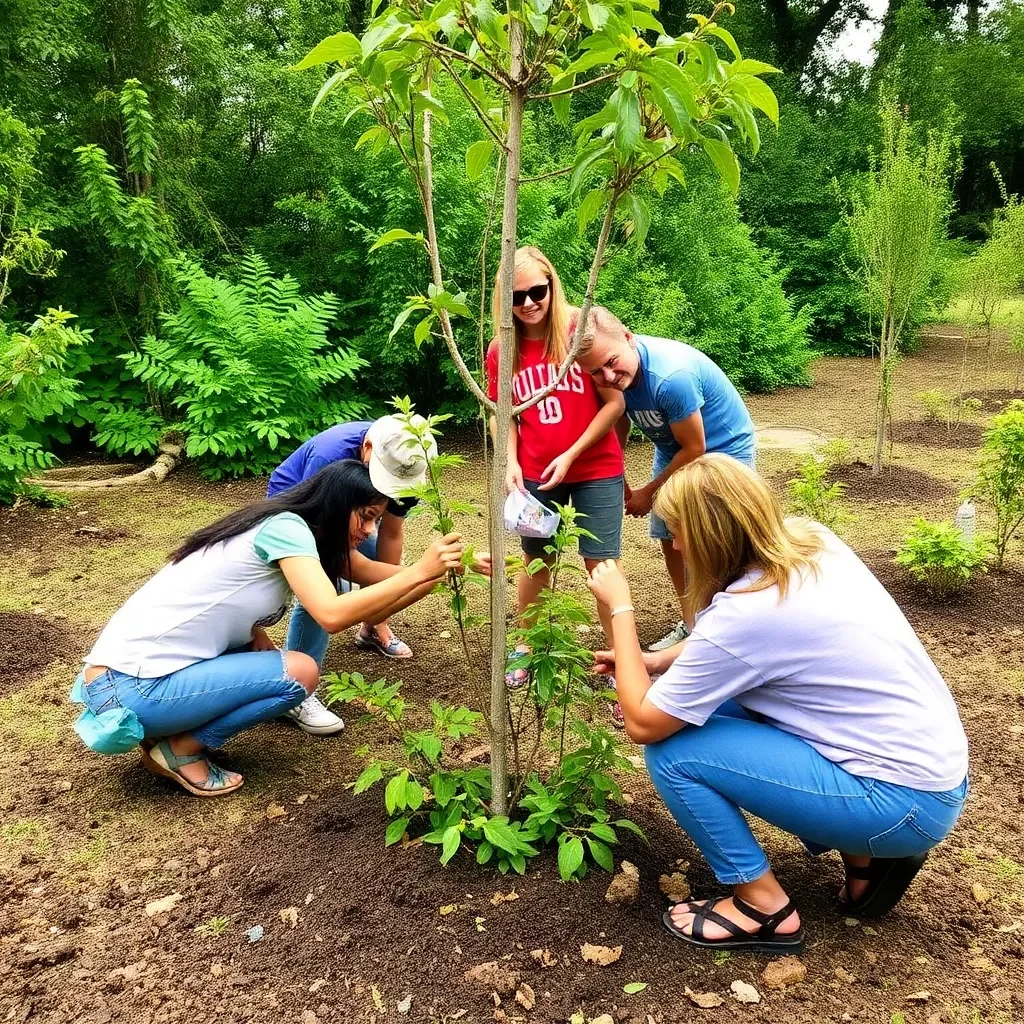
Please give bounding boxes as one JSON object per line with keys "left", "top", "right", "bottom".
{"left": 653, "top": 454, "right": 825, "bottom": 621}
{"left": 491, "top": 246, "right": 572, "bottom": 366}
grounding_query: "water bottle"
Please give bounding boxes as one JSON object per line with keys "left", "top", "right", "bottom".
{"left": 955, "top": 500, "right": 976, "bottom": 544}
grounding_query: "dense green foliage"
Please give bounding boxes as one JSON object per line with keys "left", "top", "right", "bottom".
{"left": 1, "top": 0, "right": 1023, "bottom": 483}
{"left": 895, "top": 517, "right": 990, "bottom": 595}
{"left": 974, "top": 400, "right": 1024, "bottom": 568}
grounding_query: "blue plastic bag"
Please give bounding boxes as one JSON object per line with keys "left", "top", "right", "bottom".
{"left": 69, "top": 673, "right": 145, "bottom": 755}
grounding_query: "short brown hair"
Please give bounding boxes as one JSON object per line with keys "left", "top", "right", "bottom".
{"left": 573, "top": 305, "right": 629, "bottom": 357}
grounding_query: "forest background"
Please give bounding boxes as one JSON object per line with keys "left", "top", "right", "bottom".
{"left": 3, "top": 0, "right": 1024, "bottom": 483}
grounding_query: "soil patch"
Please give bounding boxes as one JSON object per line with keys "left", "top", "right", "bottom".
{"left": 890, "top": 419, "right": 983, "bottom": 448}
{"left": 864, "top": 550, "right": 1024, "bottom": 639}
{"left": 0, "top": 610, "right": 77, "bottom": 690}
{"left": 830, "top": 460, "right": 954, "bottom": 503}
{"left": 964, "top": 387, "right": 1024, "bottom": 413}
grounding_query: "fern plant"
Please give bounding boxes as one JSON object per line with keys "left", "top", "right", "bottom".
{"left": 120, "top": 255, "right": 368, "bottom": 477}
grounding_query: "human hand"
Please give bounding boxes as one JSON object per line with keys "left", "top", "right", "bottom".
{"left": 250, "top": 627, "right": 278, "bottom": 652}
{"left": 537, "top": 450, "right": 575, "bottom": 491}
{"left": 625, "top": 485, "right": 654, "bottom": 517}
{"left": 586, "top": 559, "right": 633, "bottom": 609}
{"left": 416, "top": 532, "right": 465, "bottom": 580}
{"left": 505, "top": 461, "right": 526, "bottom": 495}
{"left": 471, "top": 551, "right": 492, "bottom": 577}
{"left": 623, "top": 481, "right": 632, "bottom": 508}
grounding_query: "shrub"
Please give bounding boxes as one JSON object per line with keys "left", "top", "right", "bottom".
{"left": 113, "top": 255, "right": 368, "bottom": 478}
{"left": 0, "top": 309, "right": 86, "bottom": 504}
{"left": 916, "top": 388, "right": 982, "bottom": 426}
{"left": 787, "top": 455, "right": 850, "bottom": 530}
{"left": 817, "top": 437, "right": 854, "bottom": 467}
{"left": 974, "top": 399, "right": 1024, "bottom": 568}
{"left": 895, "top": 518, "right": 990, "bottom": 595}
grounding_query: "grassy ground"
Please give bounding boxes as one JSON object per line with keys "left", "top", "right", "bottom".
{"left": 0, "top": 329, "right": 1021, "bottom": 1024}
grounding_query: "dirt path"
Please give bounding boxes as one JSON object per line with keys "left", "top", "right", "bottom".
{"left": 0, "top": 333, "right": 1021, "bottom": 1023}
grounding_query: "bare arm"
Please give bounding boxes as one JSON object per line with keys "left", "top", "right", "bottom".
{"left": 614, "top": 413, "right": 631, "bottom": 451}
{"left": 374, "top": 511, "right": 404, "bottom": 566}
{"left": 625, "top": 411, "right": 706, "bottom": 516}
{"left": 278, "top": 534, "right": 464, "bottom": 633}
{"left": 539, "top": 386, "right": 626, "bottom": 490}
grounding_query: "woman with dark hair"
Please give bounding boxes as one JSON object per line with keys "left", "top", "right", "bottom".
{"left": 73, "top": 460, "right": 476, "bottom": 797}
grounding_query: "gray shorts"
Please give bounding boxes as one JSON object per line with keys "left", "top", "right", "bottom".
{"left": 522, "top": 475, "right": 624, "bottom": 560}
{"left": 648, "top": 447, "right": 757, "bottom": 541}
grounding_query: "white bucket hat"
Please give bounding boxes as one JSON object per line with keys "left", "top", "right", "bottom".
{"left": 364, "top": 415, "right": 437, "bottom": 499}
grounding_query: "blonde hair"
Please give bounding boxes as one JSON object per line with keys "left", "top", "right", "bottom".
{"left": 491, "top": 246, "right": 572, "bottom": 365}
{"left": 653, "top": 454, "right": 824, "bottom": 621}
{"left": 575, "top": 304, "right": 629, "bottom": 358}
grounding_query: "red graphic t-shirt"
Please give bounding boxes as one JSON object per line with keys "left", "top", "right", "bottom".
{"left": 486, "top": 338, "right": 623, "bottom": 484}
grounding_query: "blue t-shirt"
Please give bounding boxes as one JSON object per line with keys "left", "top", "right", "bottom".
{"left": 267, "top": 422, "right": 371, "bottom": 497}
{"left": 624, "top": 336, "right": 755, "bottom": 462}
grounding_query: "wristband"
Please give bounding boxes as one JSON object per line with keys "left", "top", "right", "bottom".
{"left": 610, "top": 605, "right": 635, "bottom": 618}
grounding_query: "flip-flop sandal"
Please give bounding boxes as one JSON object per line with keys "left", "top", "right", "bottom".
{"left": 841, "top": 854, "right": 928, "bottom": 919}
{"left": 662, "top": 894, "right": 805, "bottom": 955}
{"left": 505, "top": 645, "right": 531, "bottom": 690}
{"left": 141, "top": 740, "right": 243, "bottom": 798}
{"left": 355, "top": 631, "right": 413, "bottom": 659}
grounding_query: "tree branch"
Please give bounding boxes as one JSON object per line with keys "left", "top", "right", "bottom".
{"left": 421, "top": 107, "right": 497, "bottom": 412}
{"left": 520, "top": 165, "right": 573, "bottom": 183}
{"left": 511, "top": 190, "right": 621, "bottom": 416}
{"left": 434, "top": 51, "right": 510, "bottom": 154}
{"left": 529, "top": 70, "right": 619, "bottom": 100}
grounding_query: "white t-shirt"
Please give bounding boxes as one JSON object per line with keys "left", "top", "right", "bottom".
{"left": 647, "top": 525, "right": 969, "bottom": 792}
{"left": 85, "top": 513, "right": 319, "bottom": 678}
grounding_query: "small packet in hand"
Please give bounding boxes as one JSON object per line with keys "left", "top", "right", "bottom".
{"left": 503, "top": 488, "right": 560, "bottom": 538}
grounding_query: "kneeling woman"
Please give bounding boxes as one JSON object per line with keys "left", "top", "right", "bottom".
{"left": 588, "top": 454, "right": 968, "bottom": 953}
{"left": 73, "top": 460, "right": 472, "bottom": 797}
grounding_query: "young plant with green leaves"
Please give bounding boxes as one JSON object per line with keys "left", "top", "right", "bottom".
{"left": 787, "top": 452, "right": 851, "bottom": 531}
{"left": 895, "top": 518, "right": 990, "bottom": 596}
{"left": 296, "top": 0, "right": 780, "bottom": 813}
{"left": 846, "top": 96, "right": 955, "bottom": 476}
{"left": 973, "top": 399, "right": 1024, "bottom": 569}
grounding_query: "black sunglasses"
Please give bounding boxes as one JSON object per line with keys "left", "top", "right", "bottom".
{"left": 512, "top": 282, "right": 549, "bottom": 307}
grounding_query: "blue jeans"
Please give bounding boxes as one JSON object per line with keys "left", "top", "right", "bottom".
{"left": 644, "top": 702, "right": 968, "bottom": 885}
{"left": 286, "top": 534, "right": 377, "bottom": 669}
{"left": 79, "top": 651, "right": 307, "bottom": 751}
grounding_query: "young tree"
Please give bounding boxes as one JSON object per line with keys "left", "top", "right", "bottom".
{"left": 296, "top": 0, "right": 778, "bottom": 814}
{"left": 846, "top": 96, "right": 954, "bottom": 476}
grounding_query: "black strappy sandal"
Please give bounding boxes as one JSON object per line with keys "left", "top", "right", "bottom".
{"left": 661, "top": 895, "right": 805, "bottom": 954}
{"left": 841, "top": 853, "right": 928, "bottom": 919}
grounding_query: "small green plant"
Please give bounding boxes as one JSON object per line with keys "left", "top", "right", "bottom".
{"left": 895, "top": 518, "right": 991, "bottom": 595}
{"left": 787, "top": 455, "right": 851, "bottom": 530}
{"left": 194, "top": 916, "right": 231, "bottom": 937}
{"left": 816, "top": 437, "right": 853, "bottom": 467}
{"left": 117, "top": 255, "right": 368, "bottom": 478}
{"left": 974, "top": 399, "right": 1024, "bottom": 568}
{"left": 916, "top": 388, "right": 982, "bottom": 431}
{"left": 328, "top": 400, "right": 641, "bottom": 880}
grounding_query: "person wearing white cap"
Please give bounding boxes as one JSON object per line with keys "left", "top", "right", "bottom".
{"left": 266, "top": 415, "right": 437, "bottom": 733}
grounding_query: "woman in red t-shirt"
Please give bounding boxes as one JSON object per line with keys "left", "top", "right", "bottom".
{"left": 487, "top": 246, "right": 625, "bottom": 701}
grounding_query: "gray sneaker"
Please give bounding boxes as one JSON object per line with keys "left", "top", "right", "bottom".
{"left": 648, "top": 620, "right": 691, "bottom": 652}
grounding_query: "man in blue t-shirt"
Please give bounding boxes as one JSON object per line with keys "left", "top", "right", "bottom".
{"left": 267, "top": 416, "right": 436, "bottom": 734}
{"left": 575, "top": 306, "right": 756, "bottom": 651}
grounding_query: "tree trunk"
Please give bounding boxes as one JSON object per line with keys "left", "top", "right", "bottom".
{"left": 488, "top": 18, "right": 527, "bottom": 818}
{"left": 872, "top": 316, "right": 893, "bottom": 476}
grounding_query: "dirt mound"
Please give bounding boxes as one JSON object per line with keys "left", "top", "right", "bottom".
{"left": 830, "top": 460, "right": 955, "bottom": 503}
{"left": 0, "top": 610, "right": 78, "bottom": 691}
{"left": 964, "top": 388, "right": 1024, "bottom": 413}
{"left": 891, "top": 419, "right": 983, "bottom": 449}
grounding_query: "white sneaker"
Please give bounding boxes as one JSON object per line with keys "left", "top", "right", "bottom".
{"left": 648, "top": 620, "right": 691, "bottom": 652}
{"left": 285, "top": 692, "right": 345, "bottom": 736}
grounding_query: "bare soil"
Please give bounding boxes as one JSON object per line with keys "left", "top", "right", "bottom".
{"left": 1, "top": 331, "right": 1022, "bottom": 1024}
{"left": 890, "top": 419, "right": 985, "bottom": 448}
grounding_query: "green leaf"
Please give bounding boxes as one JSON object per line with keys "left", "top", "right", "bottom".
{"left": 405, "top": 778, "right": 425, "bottom": 810}
{"left": 389, "top": 305, "right": 416, "bottom": 341}
{"left": 557, "top": 836, "right": 585, "bottom": 880}
{"left": 734, "top": 74, "right": 779, "bottom": 124}
{"left": 624, "top": 192, "right": 650, "bottom": 247}
{"left": 384, "top": 770, "right": 408, "bottom": 815}
{"left": 414, "top": 315, "right": 433, "bottom": 349}
{"left": 440, "top": 825, "right": 461, "bottom": 865}
{"left": 584, "top": 2, "right": 609, "bottom": 30}
{"left": 729, "top": 58, "right": 780, "bottom": 77}
{"left": 465, "top": 138, "right": 495, "bottom": 181}
{"left": 476, "top": 840, "right": 494, "bottom": 864}
{"left": 527, "top": 11, "right": 547, "bottom": 35}
{"left": 419, "top": 733, "right": 443, "bottom": 762}
{"left": 643, "top": 57, "right": 700, "bottom": 120}
{"left": 701, "top": 136, "right": 740, "bottom": 196}
{"left": 385, "top": 817, "right": 410, "bottom": 846}
{"left": 471, "top": 0, "right": 507, "bottom": 48}
{"left": 570, "top": 139, "right": 613, "bottom": 194}
{"left": 589, "top": 822, "right": 617, "bottom": 843}
{"left": 620, "top": 69, "right": 637, "bottom": 89}
{"left": 353, "top": 762, "right": 384, "bottom": 794}
{"left": 623, "top": 982, "right": 648, "bottom": 994}
{"left": 291, "top": 31, "right": 361, "bottom": 70}
{"left": 613, "top": 818, "right": 646, "bottom": 839}
{"left": 355, "top": 125, "right": 389, "bottom": 151}
{"left": 430, "top": 772, "right": 457, "bottom": 807}
{"left": 482, "top": 817, "right": 520, "bottom": 854}
{"left": 586, "top": 837, "right": 615, "bottom": 872}
{"left": 577, "top": 188, "right": 607, "bottom": 234}
{"left": 613, "top": 87, "right": 640, "bottom": 159}
{"left": 369, "top": 227, "right": 420, "bottom": 252}
{"left": 633, "top": 10, "right": 665, "bottom": 34}
{"left": 532, "top": 0, "right": 552, "bottom": 12}
{"left": 706, "top": 24, "right": 741, "bottom": 60}
{"left": 310, "top": 69, "right": 352, "bottom": 119}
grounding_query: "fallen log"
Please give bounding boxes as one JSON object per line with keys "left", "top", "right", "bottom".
{"left": 28, "top": 436, "right": 184, "bottom": 492}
